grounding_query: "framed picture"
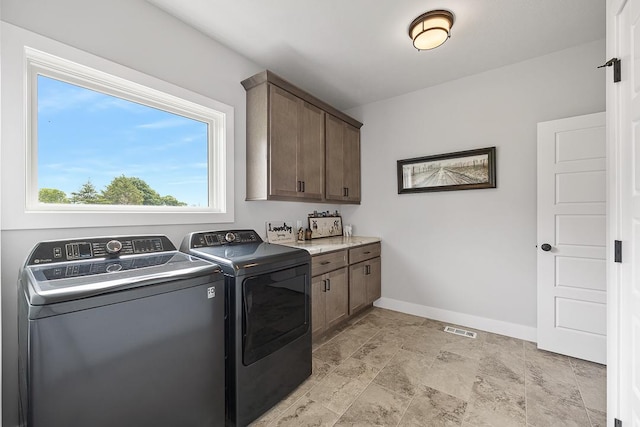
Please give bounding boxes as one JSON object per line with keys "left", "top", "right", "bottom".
{"left": 397, "top": 147, "right": 496, "bottom": 194}
{"left": 309, "top": 216, "right": 343, "bottom": 239}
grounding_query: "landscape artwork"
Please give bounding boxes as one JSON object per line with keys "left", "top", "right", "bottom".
{"left": 397, "top": 147, "right": 496, "bottom": 194}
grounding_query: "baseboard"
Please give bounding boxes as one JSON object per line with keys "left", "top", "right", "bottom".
{"left": 374, "top": 297, "right": 537, "bottom": 342}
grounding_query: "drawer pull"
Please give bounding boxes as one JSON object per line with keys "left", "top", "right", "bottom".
{"left": 363, "top": 251, "right": 371, "bottom": 254}
{"left": 320, "top": 261, "right": 331, "bottom": 265}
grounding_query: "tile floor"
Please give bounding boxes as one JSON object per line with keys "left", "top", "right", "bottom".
{"left": 250, "top": 307, "right": 606, "bottom": 427}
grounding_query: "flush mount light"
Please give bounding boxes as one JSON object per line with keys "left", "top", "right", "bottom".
{"left": 408, "top": 9, "right": 454, "bottom": 51}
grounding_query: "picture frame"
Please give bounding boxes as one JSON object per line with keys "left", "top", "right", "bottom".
{"left": 308, "top": 216, "right": 343, "bottom": 239}
{"left": 397, "top": 146, "right": 496, "bottom": 194}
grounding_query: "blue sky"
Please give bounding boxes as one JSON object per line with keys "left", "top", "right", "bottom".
{"left": 37, "top": 75, "right": 209, "bottom": 206}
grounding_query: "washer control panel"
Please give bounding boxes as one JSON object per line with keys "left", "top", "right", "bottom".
{"left": 190, "top": 230, "right": 262, "bottom": 248}
{"left": 26, "top": 235, "right": 175, "bottom": 266}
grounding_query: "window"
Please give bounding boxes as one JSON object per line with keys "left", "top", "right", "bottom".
{"left": 0, "top": 29, "right": 234, "bottom": 230}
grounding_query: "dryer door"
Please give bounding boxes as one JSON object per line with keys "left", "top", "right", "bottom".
{"left": 241, "top": 263, "right": 309, "bottom": 365}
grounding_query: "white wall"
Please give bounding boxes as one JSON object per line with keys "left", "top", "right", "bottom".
{"left": 343, "top": 39, "right": 606, "bottom": 339}
{"left": 0, "top": 1, "right": 339, "bottom": 425}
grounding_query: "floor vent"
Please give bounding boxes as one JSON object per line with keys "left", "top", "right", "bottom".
{"left": 444, "top": 326, "right": 477, "bottom": 339}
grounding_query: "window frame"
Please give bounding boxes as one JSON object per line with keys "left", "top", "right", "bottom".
{"left": 1, "top": 24, "right": 234, "bottom": 230}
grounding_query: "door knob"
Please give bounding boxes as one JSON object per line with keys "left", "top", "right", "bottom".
{"left": 541, "top": 243, "right": 552, "bottom": 252}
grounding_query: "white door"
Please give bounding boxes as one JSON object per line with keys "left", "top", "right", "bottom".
{"left": 537, "top": 112, "right": 606, "bottom": 364}
{"left": 608, "top": 0, "right": 640, "bottom": 424}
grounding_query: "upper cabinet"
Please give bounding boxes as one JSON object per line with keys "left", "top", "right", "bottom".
{"left": 325, "top": 114, "right": 361, "bottom": 203}
{"left": 242, "top": 71, "right": 362, "bottom": 203}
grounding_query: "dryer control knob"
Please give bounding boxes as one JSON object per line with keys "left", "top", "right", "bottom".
{"left": 225, "top": 232, "right": 236, "bottom": 243}
{"left": 105, "top": 240, "right": 123, "bottom": 254}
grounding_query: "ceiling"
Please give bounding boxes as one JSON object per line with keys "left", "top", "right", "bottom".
{"left": 145, "top": 0, "right": 605, "bottom": 110}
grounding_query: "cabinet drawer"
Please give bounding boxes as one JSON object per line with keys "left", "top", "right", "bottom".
{"left": 349, "top": 242, "right": 381, "bottom": 264}
{"left": 312, "top": 250, "right": 348, "bottom": 276}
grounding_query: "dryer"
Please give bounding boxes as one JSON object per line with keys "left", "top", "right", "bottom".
{"left": 181, "top": 229, "right": 311, "bottom": 427}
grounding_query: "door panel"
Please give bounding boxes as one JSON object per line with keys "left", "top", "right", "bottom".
{"left": 325, "top": 114, "right": 345, "bottom": 200}
{"left": 298, "top": 102, "right": 324, "bottom": 200}
{"left": 269, "top": 85, "right": 300, "bottom": 197}
{"left": 556, "top": 171, "right": 606, "bottom": 203}
{"left": 556, "top": 215, "right": 606, "bottom": 246}
{"left": 349, "top": 262, "right": 367, "bottom": 314}
{"left": 537, "top": 112, "right": 606, "bottom": 364}
{"left": 365, "top": 257, "right": 382, "bottom": 303}
{"left": 343, "top": 124, "right": 361, "bottom": 202}
{"left": 324, "top": 267, "right": 348, "bottom": 329}
{"left": 556, "top": 257, "right": 606, "bottom": 291}
{"left": 311, "top": 275, "right": 326, "bottom": 336}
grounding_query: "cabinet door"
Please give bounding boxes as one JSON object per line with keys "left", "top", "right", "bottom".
{"left": 324, "top": 267, "right": 349, "bottom": 329}
{"left": 269, "top": 85, "right": 300, "bottom": 198}
{"left": 325, "top": 114, "right": 361, "bottom": 203}
{"left": 311, "top": 275, "right": 327, "bottom": 336}
{"left": 298, "top": 101, "right": 324, "bottom": 200}
{"left": 349, "top": 262, "right": 367, "bottom": 314}
{"left": 343, "top": 123, "right": 361, "bottom": 202}
{"left": 365, "top": 257, "right": 382, "bottom": 304}
{"left": 325, "top": 114, "right": 346, "bottom": 200}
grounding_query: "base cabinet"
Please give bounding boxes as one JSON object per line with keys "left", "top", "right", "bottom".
{"left": 349, "top": 256, "right": 381, "bottom": 314}
{"left": 311, "top": 242, "right": 382, "bottom": 340}
{"left": 311, "top": 251, "right": 349, "bottom": 337}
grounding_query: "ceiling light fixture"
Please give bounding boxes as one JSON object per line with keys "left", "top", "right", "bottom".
{"left": 408, "top": 10, "right": 454, "bottom": 51}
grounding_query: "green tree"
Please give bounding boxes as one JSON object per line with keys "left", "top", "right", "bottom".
{"left": 101, "top": 175, "right": 144, "bottom": 205}
{"left": 70, "top": 180, "right": 101, "bottom": 204}
{"left": 128, "top": 177, "right": 163, "bottom": 205}
{"left": 38, "top": 188, "right": 69, "bottom": 204}
{"left": 160, "top": 195, "right": 187, "bottom": 206}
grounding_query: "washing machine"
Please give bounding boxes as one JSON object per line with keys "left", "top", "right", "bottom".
{"left": 18, "top": 235, "right": 225, "bottom": 427}
{"left": 181, "top": 229, "right": 311, "bottom": 427}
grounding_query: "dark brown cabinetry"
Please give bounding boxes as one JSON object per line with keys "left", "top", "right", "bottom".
{"left": 242, "top": 70, "right": 362, "bottom": 203}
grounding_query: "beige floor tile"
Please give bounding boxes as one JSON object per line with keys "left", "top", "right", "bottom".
{"left": 526, "top": 398, "right": 591, "bottom": 427}
{"left": 273, "top": 397, "right": 340, "bottom": 427}
{"left": 586, "top": 408, "right": 606, "bottom": 427}
{"left": 402, "top": 325, "right": 451, "bottom": 358}
{"left": 351, "top": 330, "right": 405, "bottom": 368}
{"left": 305, "top": 371, "right": 370, "bottom": 415}
{"left": 477, "top": 348, "right": 525, "bottom": 396}
{"left": 571, "top": 358, "right": 606, "bottom": 413}
{"left": 423, "top": 351, "right": 480, "bottom": 401}
{"left": 525, "top": 352, "right": 577, "bottom": 388}
{"left": 441, "top": 334, "right": 486, "bottom": 360}
{"left": 484, "top": 332, "right": 525, "bottom": 356}
{"left": 306, "top": 358, "right": 379, "bottom": 414}
{"left": 463, "top": 375, "right": 526, "bottom": 427}
{"left": 373, "top": 348, "right": 435, "bottom": 397}
{"left": 311, "top": 356, "right": 335, "bottom": 382}
{"left": 398, "top": 385, "right": 467, "bottom": 427}
{"left": 313, "top": 330, "right": 371, "bottom": 366}
{"left": 335, "top": 383, "right": 411, "bottom": 426}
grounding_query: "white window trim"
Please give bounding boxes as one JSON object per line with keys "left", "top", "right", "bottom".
{"left": 1, "top": 23, "right": 234, "bottom": 230}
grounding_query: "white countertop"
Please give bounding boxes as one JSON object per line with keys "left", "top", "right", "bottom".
{"left": 278, "top": 236, "right": 380, "bottom": 255}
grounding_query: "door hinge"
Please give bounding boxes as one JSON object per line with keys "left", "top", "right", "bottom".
{"left": 615, "top": 418, "right": 622, "bottom": 427}
{"left": 598, "top": 58, "right": 621, "bottom": 83}
{"left": 615, "top": 240, "right": 622, "bottom": 263}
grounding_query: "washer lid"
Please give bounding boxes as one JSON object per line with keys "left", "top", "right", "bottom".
{"left": 20, "top": 236, "right": 222, "bottom": 306}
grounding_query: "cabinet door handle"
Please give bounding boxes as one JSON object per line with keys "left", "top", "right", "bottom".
{"left": 297, "top": 181, "right": 302, "bottom": 192}
{"left": 327, "top": 278, "right": 331, "bottom": 291}
{"left": 365, "top": 265, "right": 370, "bottom": 275}
{"left": 302, "top": 181, "right": 305, "bottom": 192}
{"left": 322, "top": 279, "right": 327, "bottom": 292}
